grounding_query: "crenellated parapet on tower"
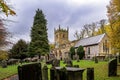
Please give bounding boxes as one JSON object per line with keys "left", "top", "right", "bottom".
{"left": 54, "top": 25, "right": 69, "bottom": 48}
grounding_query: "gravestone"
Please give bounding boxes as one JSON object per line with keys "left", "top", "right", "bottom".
{"left": 1, "top": 60, "right": 7, "bottom": 68}
{"left": 73, "top": 54, "right": 78, "bottom": 60}
{"left": 108, "top": 58, "right": 117, "bottom": 77}
{"left": 18, "top": 62, "right": 42, "bottom": 80}
{"left": 63, "top": 58, "right": 67, "bottom": 64}
{"left": 118, "top": 55, "right": 120, "bottom": 63}
{"left": 87, "top": 68, "right": 94, "bottom": 80}
{"left": 73, "top": 65, "right": 79, "bottom": 68}
{"left": 7, "top": 59, "right": 20, "bottom": 65}
{"left": 50, "top": 66, "right": 57, "bottom": 80}
{"left": 94, "top": 57, "right": 98, "bottom": 63}
{"left": 55, "top": 67, "right": 85, "bottom": 80}
{"left": 77, "top": 56, "right": 80, "bottom": 62}
{"left": 66, "top": 58, "right": 73, "bottom": 67}
{"left": 59, "top": 67, "right": 68, "bottom": 80}
{"left": 52, "top": 59, "right": 60, "bottom": 67}
{"left": 42, "top": 65, "right": 48, "bottom": 80}
{"left": 46, "top": 59, "right": 54, "bottom": 64}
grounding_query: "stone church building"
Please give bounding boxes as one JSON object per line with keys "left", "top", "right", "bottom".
{"left": 75, "top": 33, "right": 112, "bottom": 59}
{"left": 51, "top": 25, "right": 111, "bottom": 60}
{"left": 51, "top": 25, "right": 78, "bottom": 60}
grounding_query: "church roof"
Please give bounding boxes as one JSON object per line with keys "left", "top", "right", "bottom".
{"left": 75, "top": 33, "right": 106, "bottom": 47}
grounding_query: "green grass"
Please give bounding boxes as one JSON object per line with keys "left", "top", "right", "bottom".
{"left": 0, "top": 65, "right": 18, "bottom": 80}
{"left": 71, "top": 60, "right": 120, "bottom": 80}
{"left": 48, "top": 60, "right": 120, "bottom": 80}
{"left": 0, "top": 60, "right": 120, "bottom": 80}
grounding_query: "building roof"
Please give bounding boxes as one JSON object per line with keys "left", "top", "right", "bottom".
{"left": 75, "top": 33, "right": 106, "bottom": 47}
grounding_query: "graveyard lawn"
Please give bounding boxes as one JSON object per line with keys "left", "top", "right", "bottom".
{"left": 0, "top": 65, "right": 18, "bottom": 80}
{"left": 0, "top": 60, "right": 120, "bottom": 80}
{"left": 71, "top": 60, "right": 120, "bottom": 80}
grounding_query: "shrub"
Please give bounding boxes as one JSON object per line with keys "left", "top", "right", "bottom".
{"left": 69, "top": 46, "right": 75, "bottom": 60}
{"left": 77, "top": 46, "right": 85, "bottom": 60}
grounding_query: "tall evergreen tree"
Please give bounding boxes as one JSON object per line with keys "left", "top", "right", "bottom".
{"left": 29, "top": 9, "right": 49, "bottom": 57}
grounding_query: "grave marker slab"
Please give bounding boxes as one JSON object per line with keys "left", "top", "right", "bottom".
{"left": 18, "top": 62, "right": 42, "bottom": 80}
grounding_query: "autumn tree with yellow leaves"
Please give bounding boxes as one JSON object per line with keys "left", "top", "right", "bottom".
{"left": 107, "top": 0, "right": 120, "bottom": 53}
{"left": 0, "top": 0, "right": 16, "bottom": 16}
{"left": 0, "top": 0, "right": 16, "bottom": 48}
{"left": 0, "top": 50, "right": 8, "bottom": 60}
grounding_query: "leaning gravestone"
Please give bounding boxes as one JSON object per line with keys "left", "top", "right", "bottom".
{"left": 108, "top": 58, "right": 117, "bottom": 77}
{"left": 18, "top": 62, "right": 42, "bottom": 80}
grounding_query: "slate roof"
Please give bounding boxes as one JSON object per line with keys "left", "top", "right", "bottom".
{"left": 75, "top": 33, "right": 105, "bottom": 47}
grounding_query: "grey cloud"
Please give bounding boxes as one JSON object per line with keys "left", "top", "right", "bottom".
{"left": 7, "top": 0, "right": 110, "bottom": 43}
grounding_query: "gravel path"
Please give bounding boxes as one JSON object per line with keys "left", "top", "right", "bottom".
{"left": 4, "top": 75, "right": 19, "bottom": 80}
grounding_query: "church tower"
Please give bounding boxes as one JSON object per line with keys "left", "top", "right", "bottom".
{"left": 54, "top": 25, "right": 69, "bottom": 48}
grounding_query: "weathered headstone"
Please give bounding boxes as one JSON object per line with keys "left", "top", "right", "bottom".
{"left": 50, "top": 66, "right": 57, "bottom": 80}
{"left": 73, "top": 54, "right": 78, "bottom": 60}
{"left": 18, "top": 62, "right": 42, "bottom": 80}
{"left": 73, "top": 65, "right": 79, "bottom": 68}
{"left": 108, "top": 58, "right": 117, "bottom": 77}
{"left": 94, "top": 56, "right": 98, "bottom": 63}
{"left": 55, "top": 67, "right": 85, "bottom": 80}
{"left": 66, "top": 58, "right": 73, "bottom": 67}
{"left": 63, "top": 58, "right": 67, "bottom": 64}
{"left": 1, "top": 60, "right": 7, "bottom": 68}
{"left": 59, "top": 67, "right": 68, "bottom": 80}
{"left": 118, "top": 55, "right": 120, "bottom": 63}
{"left": 42, "top": 65, "right": 48, "bottom": 80}
{"left": 77, "top": 56, "right": 80, "bottom": 62}
{"left": 46, "top": 59, "right": 54, "bottom": 64}
{"left": 52, "top": 59, "right": 60, "bottom": 67}
{"left": 7, "top": 59, "right": 20, "bottom": 65}
{"left": 87, "top": 68, "right": 94, "bottom": 80}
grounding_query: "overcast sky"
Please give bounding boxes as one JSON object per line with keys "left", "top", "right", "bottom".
{"left": 7, "top": 0, "right": 110, "bottom": 43}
